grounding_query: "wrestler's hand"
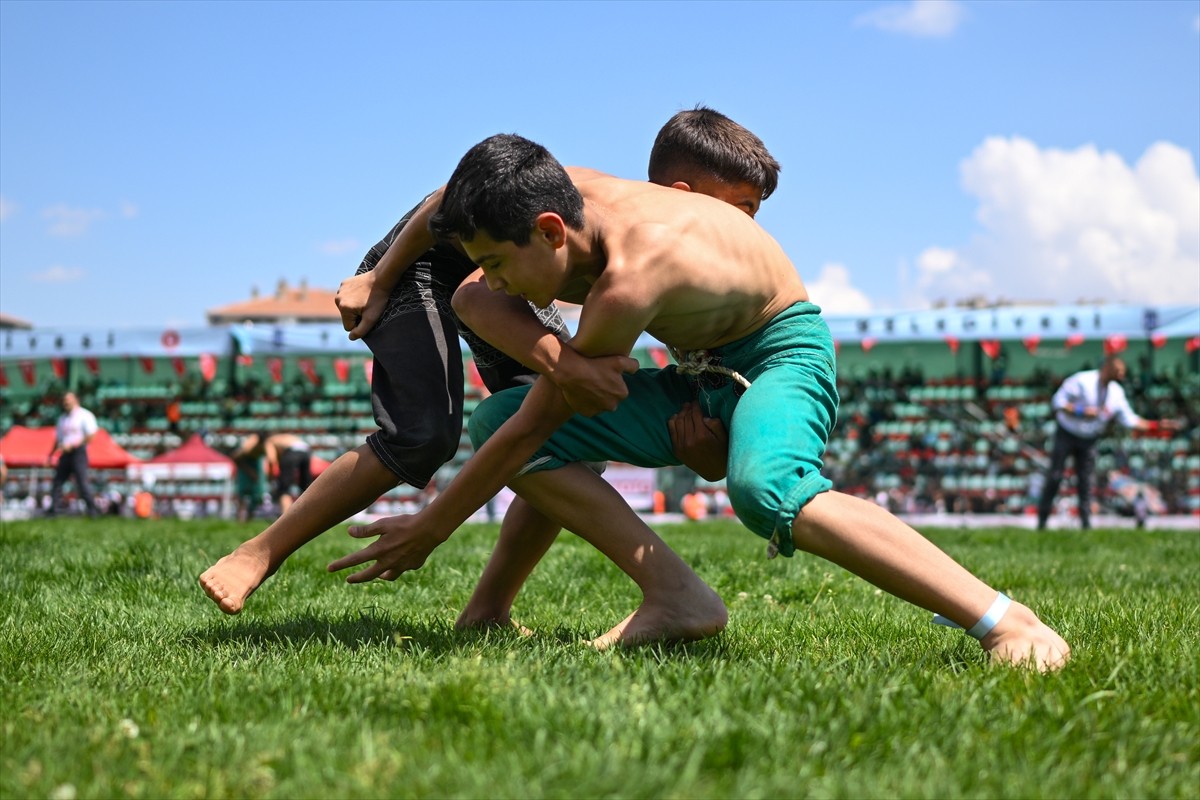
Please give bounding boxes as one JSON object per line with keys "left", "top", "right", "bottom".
{"left": 669, "top": 401, "right": 729, "bottom": 481}
{"left": 336, "top": 272, "right": 388, "bottom": 341}
{"left": 551, "top": 346, "right": 639, "bottom": 417}
{"left": 327, "top": 513, "right": 452, "bottom": 583}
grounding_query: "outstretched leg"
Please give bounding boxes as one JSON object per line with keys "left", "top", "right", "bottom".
{"left": 509, "top": 463, "right": 728, "bottom": 647}
{"left": 200, "top": 445, "right": 398, "bottom": 614}
{"left": 794, "top": 491, "right": 1070, "bottom": 671}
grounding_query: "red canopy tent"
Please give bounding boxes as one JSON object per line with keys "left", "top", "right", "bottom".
{"left": 0, "top": 425, "right": 139, "bottom": 468}
{"left": 126, "top": 434, "right": 234, "bottom": 517}
{"left": 128, "top": 433, "right": 234, "bottom": 481}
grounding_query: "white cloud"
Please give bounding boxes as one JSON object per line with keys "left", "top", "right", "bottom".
{"left": 42, "top": 204, "right": 105, "bottom": 237}
{"left": 854, "top": 0, "right": 965, "bottom": 38}
{"left": 119, "top": 201, "right": 139, "bottom": 219}
{"left": 914, "top": 136, "right": 1200, "bottom": 306}
{"left": 318, "top": 238, "right": 360, "bottom": 256}
{"left": 1193, "top": 14, "right": 1199, "bottom": 34}
{"left": 0, "top": 196, "right": 15, "bottom": 222}
{"left": 30, "top": 264, "right": 86, "bottom": 284}
{"left": 806, "top": 263, "right": 875, "bottom": 313}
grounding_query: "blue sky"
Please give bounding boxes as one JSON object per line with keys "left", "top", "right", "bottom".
{"left": 2, "top": 0, "right": 1197, "bottom": 330}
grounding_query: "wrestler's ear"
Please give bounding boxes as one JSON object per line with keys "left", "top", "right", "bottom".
{"left": 670, "top": 181, "right": 694, "bottom": 192}
{"left": 534, "top": 212, "right": 568, "bottom": 249}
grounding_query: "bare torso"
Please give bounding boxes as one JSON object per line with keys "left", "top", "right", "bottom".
{"left": 563, "top": 170, "right": 808, "bottom": 353}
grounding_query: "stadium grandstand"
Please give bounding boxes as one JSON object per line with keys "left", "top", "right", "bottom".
{"left": 1, "top": 292, "right": 1197, "bottom": 524}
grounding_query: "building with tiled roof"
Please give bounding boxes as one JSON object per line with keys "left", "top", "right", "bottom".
{"left": 206, "top": 279, "right": 340, "bottom": 326}
{"left": 0, "top": 312, "right": 33, "bottom": 330}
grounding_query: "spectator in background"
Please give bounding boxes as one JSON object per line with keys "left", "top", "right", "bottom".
{"left": 1037, "top": 356, "right": 1180, "bottom": 531}
{"left": 265, "top": 433, "right": 313, "bottom": 514}
{"left": 231, "top": 432, "right": 269, "bottom": 522}
{"left": 46, "top": 392, "right": 100, "bottom": 517}
{"left": 165, "top": 397, "right": 183, "bottom": 435}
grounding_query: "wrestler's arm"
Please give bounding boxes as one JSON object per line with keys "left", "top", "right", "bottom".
{"left": 336, "top": 187, "right": 445, "bottom": 340}
{"left": 453, "top": 275, "right": 638, "bottom": 416}
{"left": 327, "top": 285, "right": 652, "bottom": 583}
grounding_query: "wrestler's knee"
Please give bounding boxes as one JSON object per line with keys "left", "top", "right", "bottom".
{"left": 725, "top": 473, "right": 780, "bottom": 539}
{"left": 452, "top": 279, "right": 490, "bottom": 330}
{"left": 369, "top": 426, "right": 458, "bottom": 483}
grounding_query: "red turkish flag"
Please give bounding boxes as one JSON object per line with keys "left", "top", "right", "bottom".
{"left": 139, "top": 357, "right": 156, "bottom": 374}
{"left": 648, "top": 347, "right": 670, "bottom": 368}
{"left": 333, "top": 357, "right": 350, "bottom": 383}
{"left": 1104, "top": 334, "right": 1128, "bottom": 356}
{"left": 0, "top": 365, "right": 8, "bottom": 388}
{"left": 363, "top": 358, "right": 374, "bottom": 385}
{"left": 833, "top": 340, "right": 841, "bottom": 355}
{"left": 1150, "top": 333, "right": 1167, "bottom": 349}
{"left": 199, "top": 353, "right": 218, "bottom": 382}
{"left": 861, "top": 337, "right": 877, "bottom": 353}
{"left": 298, "top": 357, "right": 319, "bottom": 385}
{"left": 268, "top": 357, "right": 284, "bottom": 383}
{"left": 19, "top": 361, "right": 36, "bottom": 386}
{"left": 1023, "top": 335, "right": 1041, "bottom": 355}
{"left": 1186, "top": 336, "right": 1200, "bottom": 354}
{"left": 945, "top": 336, "right": 959, "bottom": 355}
{"left": 172, "top": 357, "right": 187, "bottom": 377}
{"left": 980, "top": 340, "right": 1002, "bottom": 360}
{"left": 85, "top": 357, "right": 101, "bottom": 376}
{"left": 1065, "top": 333, "right": 1086, "bottom": 350}
{"left": 236, "top": 355, "right": 254, "bottom": 368}
{"left": 51, "top": 358, "right": 68, "bottom": 379}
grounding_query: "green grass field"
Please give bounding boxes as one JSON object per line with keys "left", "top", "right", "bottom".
{"left": 2, "top": 517, "right": 1197, "bottom": 799}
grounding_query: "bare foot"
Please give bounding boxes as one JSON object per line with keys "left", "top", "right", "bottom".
{"left": 454, "top": 612, "right": 534, "bottom": 637}
{"left": 199, "top": 545, "right": 274, "bottom": 615}
{"left": 589, "top": 586, "right": 728, "bottom": 650}
{"left": 980, "top": 601, "right": 1071, "bottom": 672}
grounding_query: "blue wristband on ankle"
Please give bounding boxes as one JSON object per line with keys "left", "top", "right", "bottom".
{"left": 932, "top": 592, "right": 1012, "bottom": 640}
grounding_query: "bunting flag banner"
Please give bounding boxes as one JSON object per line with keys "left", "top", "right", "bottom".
{"left": 172, "top": 357, "right": 187, "bottom": 377}
{"left": 199, "top": 353, "right": 218, "bottom": 383}
{"left": 944, "top": 336, "right": 959, "bottom": 355}
{"left": 85, "top": 357, "right": 101, "bottom": 376}
{"left": 1187, "top": 336, "right": 1200, "bottom": 354}
{"left": 363, "top": 358, "right": 374, "bottom": 385}
{"left": 861, "top": 337, "right": 877, "bottom": 354}
{"left": 333, "top": 357, "right": 351, "bottom": 383}
{"left": 0, "top": 365, "right": 7, "bottom": 388}
{"left": 1023, "top": 335, "right": 1041, "bottom": 355}
{"left": 51, "top": 358, "right": 68, "bottom": 379}
{"left": 268, "top": 357, "right": 284, "bottom": 383}
{"left": 980, "top": 340, "right": 1002, "bottom": 360}
{"left": 19, "top": 361, "right": 36, "bottom": 385}
{"left": 139, "top": 357, "right": 156, "bottom": 375}
{"left": 647, "top": 347, "right": 670, "bottom": 368}
{"left": 298, "top": 357, "right": 319, "bottom": 385}
{"left": 1065, "top": 333, "right": 1086, "bottom": 350}
{"left": 1150, "top": 333, "right": 1168, "bottom": 349}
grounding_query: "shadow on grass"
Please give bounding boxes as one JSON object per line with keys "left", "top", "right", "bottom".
{"left": 184, "top": 609, "right": 736, "bottom": 662}
{"left": 182, "top": 608, "right": 491, "bottom": 654}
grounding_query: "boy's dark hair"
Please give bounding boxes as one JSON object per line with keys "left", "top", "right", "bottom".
{"left": 430, "top": 134, "right": 585, "bottom": 245}
{"left": 648, "top": 106, "right": 780, "bottom": 201}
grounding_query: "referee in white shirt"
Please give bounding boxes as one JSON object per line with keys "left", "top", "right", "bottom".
{"left": 46, "top": 391, "right": 100, "bottom": 517}
{"left": 1036, "top": 356, "right": 1174, "bottom": 530}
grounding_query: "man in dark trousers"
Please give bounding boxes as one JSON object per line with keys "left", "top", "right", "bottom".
{"left": 46, "top": 392, "right": 100, "bottom": 517}
{"left": 1037, "top": 356, "right": 1177, "bottom": 530}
